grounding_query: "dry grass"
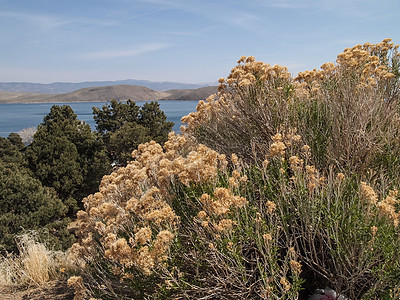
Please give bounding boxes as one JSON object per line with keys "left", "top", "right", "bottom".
{"left": 0, "top": 233, "right": 75, "bottom": 288}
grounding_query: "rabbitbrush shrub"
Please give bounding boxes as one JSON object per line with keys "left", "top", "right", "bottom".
{"left": 70, "top": 40, "right": 400, "bottom": 299}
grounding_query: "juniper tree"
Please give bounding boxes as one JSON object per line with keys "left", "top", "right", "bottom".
{"left": 25, "top": 105, "right": 110, "bottom": 215}
{"left": 93, "top": 100, "right": 173, "bottom": 166}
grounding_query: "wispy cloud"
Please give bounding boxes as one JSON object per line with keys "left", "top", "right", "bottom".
{"left": 79, "top": 43, "right": 171, "bottom": 59}
{"left": 0, "top": 11, "right": 68, "bottom": 28}
{"left": 268, "top": 0, "right": 297, "bottom": 8}
{"left": 249, "top": 0, "right": 303, "bottom": 9}
{"left": 134, "top": 0, "right": 212, "bottom": 17}
{"left": 0, "top": 10, "right": 116, "bottom": 30}
{"left": 252, "top": 0, "right": 331, "bottom": 10}
{"left": 228, "top": 12, "right": 258, "bottom": 29}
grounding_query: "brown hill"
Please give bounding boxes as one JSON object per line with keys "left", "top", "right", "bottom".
{"left": 0, "top": 91, "right": 44, "bottom": 102}
{"left": 161, "top": 86, "right": 218, "bottom": 100}
{"left": 53, "top": 85, "right": 169, "bottom": 102}
{"left": 0, "top": 85, "right": 169, "bottom": 103}
{"left": 0, "top": 85, "right": 218, "bottom": 103}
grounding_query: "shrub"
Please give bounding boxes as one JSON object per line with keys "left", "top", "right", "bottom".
{"left": 70, "top": 132, "right": 400, "bottom": 299}
{"left": 0, "top": 161, "right": 73, "bottom": 252}
{"left": 70, "top": 40, "right": 400, "bottom": 299}
{"left": 182, "top": 40, "right": 400, "bottom": 180}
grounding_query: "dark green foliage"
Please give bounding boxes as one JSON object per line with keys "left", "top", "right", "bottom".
{"left": 0, "top": 135, "right": 25, "bottom": 165}
{"left": 108, "top": 123, "right": 151, "bottom": 164}
{"left": 25, "top": 105, "right": 111, "bottom": 214}
{"left": 93, "top": 99, "right": 141, "bottom": 135}
{"left": 0, "top": 161, "right": 71, "bottom": 252}
{"left": 0, "top": 133, "right": 73, "bottom": 252}
{"left": 93, "top": 100, "right": 173, "bottom": 166}
{"left": 139, "top": 101, "right": 174, "bottom": 144}
{"left": 7, "top": 133, "right": 25, "bottom": 150}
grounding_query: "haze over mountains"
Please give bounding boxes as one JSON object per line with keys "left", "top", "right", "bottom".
{"left": 0, "top": 79, "right": 215, "bottom": 94}
{"left": 0, "top": 80, "right": 218, "bottom": 103}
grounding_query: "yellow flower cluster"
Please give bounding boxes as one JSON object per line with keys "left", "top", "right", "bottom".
{"left": 71, "top": 132, "right": 229, "bottom": 276}
{"left": 134, "top": 226, "right": 152, "bottom": 245}
{"left": 263, "top": 233, "right": 272, "bottom": 243}
{"left": 360, "top": 183, "right": 399, "bottom": 227}
{"left": 265, "top": 200, "right": 277, "bottom": 214}
{"left": 288, "top": 247, "right": 302, "bottom": 276}
{"left": 181, "top": 97, "right": 216, "bottom": 133}
{"left": 216, "top": 56, "right": 291, "bottom": 90}
{"left": 200, "top": 187, "right": 247, "bottom": 217}
{"left": 269, "top": 133, "right": 287, "bottom": 157}
{"left": 67, "top": 276, "right": 87, "bottom": 300}
{"left": 267, "top": 129, "right": 302, "bottom": 160}
{"left": 196, "top": 187, "right": 247, "bottom": 235}
{"left": 289, "top": 155, "right": 304, "bottom": 172}
{"left": 280, "top": 276, "right": 291, "bottom": 291}
{"left": 290, "top": 259, "right": 302, "bottom": 276}
{"left": 182, "top": 56, "right": 293, "bottom": 134}
{"left": 305, "top": 165, "right": 322, "bottom": 193}
{"left": 336, "top": 172, "right": 345, "bottom": 182}
{"left": 360, "top": 182, "right": 379, "bottom": 206}
{"left": 215, "top": 219, "right": 235, "bottom": 232}
{"left": 377, "top": 190, "right": 399, "bottom": 227}
{"left": 295, "top": 39, "right": 398, "bottom": 95}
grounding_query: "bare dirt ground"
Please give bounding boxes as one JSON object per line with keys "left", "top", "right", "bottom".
{"left": 0, "top": 281, "right": 74, "bottom": 300}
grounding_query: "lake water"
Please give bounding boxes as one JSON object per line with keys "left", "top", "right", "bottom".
{"left": 0, "top": 100, "right": 199, "bottom": 137}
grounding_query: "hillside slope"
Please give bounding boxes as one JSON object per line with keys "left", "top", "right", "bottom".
{"left": 0, "top": 85, "right": 218, "bottom": 103}
{"left": 0, "top": 91, "right": 43, "bottom": 102}
{"left": 0, "top": 85, "right": 169, "bottom": 103}
{"left": 0, "top": 80, "right": 213, "bottom": 93}
{"left": 161, "top": 86, "right": 218, "bottom": 100}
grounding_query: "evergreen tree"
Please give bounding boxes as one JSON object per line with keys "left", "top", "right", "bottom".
{"left": 7, "top": 132, "right": 25, "bottom": 150}
{"left": 108, "top": 122, "right": 151, "bottom": 164}
{"left": 25, "top": 105, "right": 110, "bottom": 214}
{"left": 93, "top": 100, "right": 174, "bottom": 165}
{"left": 0, "top": 135, "right": 25, "bottom": 165}
{"left": 93, "top": 99, "right": 140, "bottom": 134}
{"left": 139, "top": 101, "right": 174, "bottom": 144}
{"left": 0, "top": 161, "right": 71, "bottom": 252}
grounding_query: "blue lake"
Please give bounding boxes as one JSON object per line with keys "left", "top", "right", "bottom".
{"left": 0, "top": 100, "right": 199, "bottom": 137}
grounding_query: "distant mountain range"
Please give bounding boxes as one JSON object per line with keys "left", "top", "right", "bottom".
{"left": 0, "top": 84, "right": 218, "bottom": 103}
{"left": 0, "top": 79, "right": 215, "bottom": 94}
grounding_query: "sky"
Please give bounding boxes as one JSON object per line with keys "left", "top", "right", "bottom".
{"left": 0, "top": 0, "right": 399, "bottom": 84}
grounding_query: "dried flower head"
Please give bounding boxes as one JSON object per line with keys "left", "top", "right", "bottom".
{"left": 265, "top": 200, "right": 277, "bottom": 214}
{"left": 280, "top": 277, "right": 291, "bottom": 291}
{"left": 290, "top": 260, "right": 302, "bottom": 275}
{"left": 371, "top": 225, "right": 378, "bottom": 237}
{"left": 336, "top": 173, "right": 345, "bottom": 181}
{"left": 135, "top": 227, "right": 152, "bottom": 245}
{"left": 360, "top": 182, "right": 378, "bottom": 206}
{"left": 263, "top": 233, "right": 272, "bottom": 243}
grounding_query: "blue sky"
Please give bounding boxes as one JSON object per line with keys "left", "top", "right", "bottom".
{"left": 0, "top": 0, "right": 399, "bottom": 84}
